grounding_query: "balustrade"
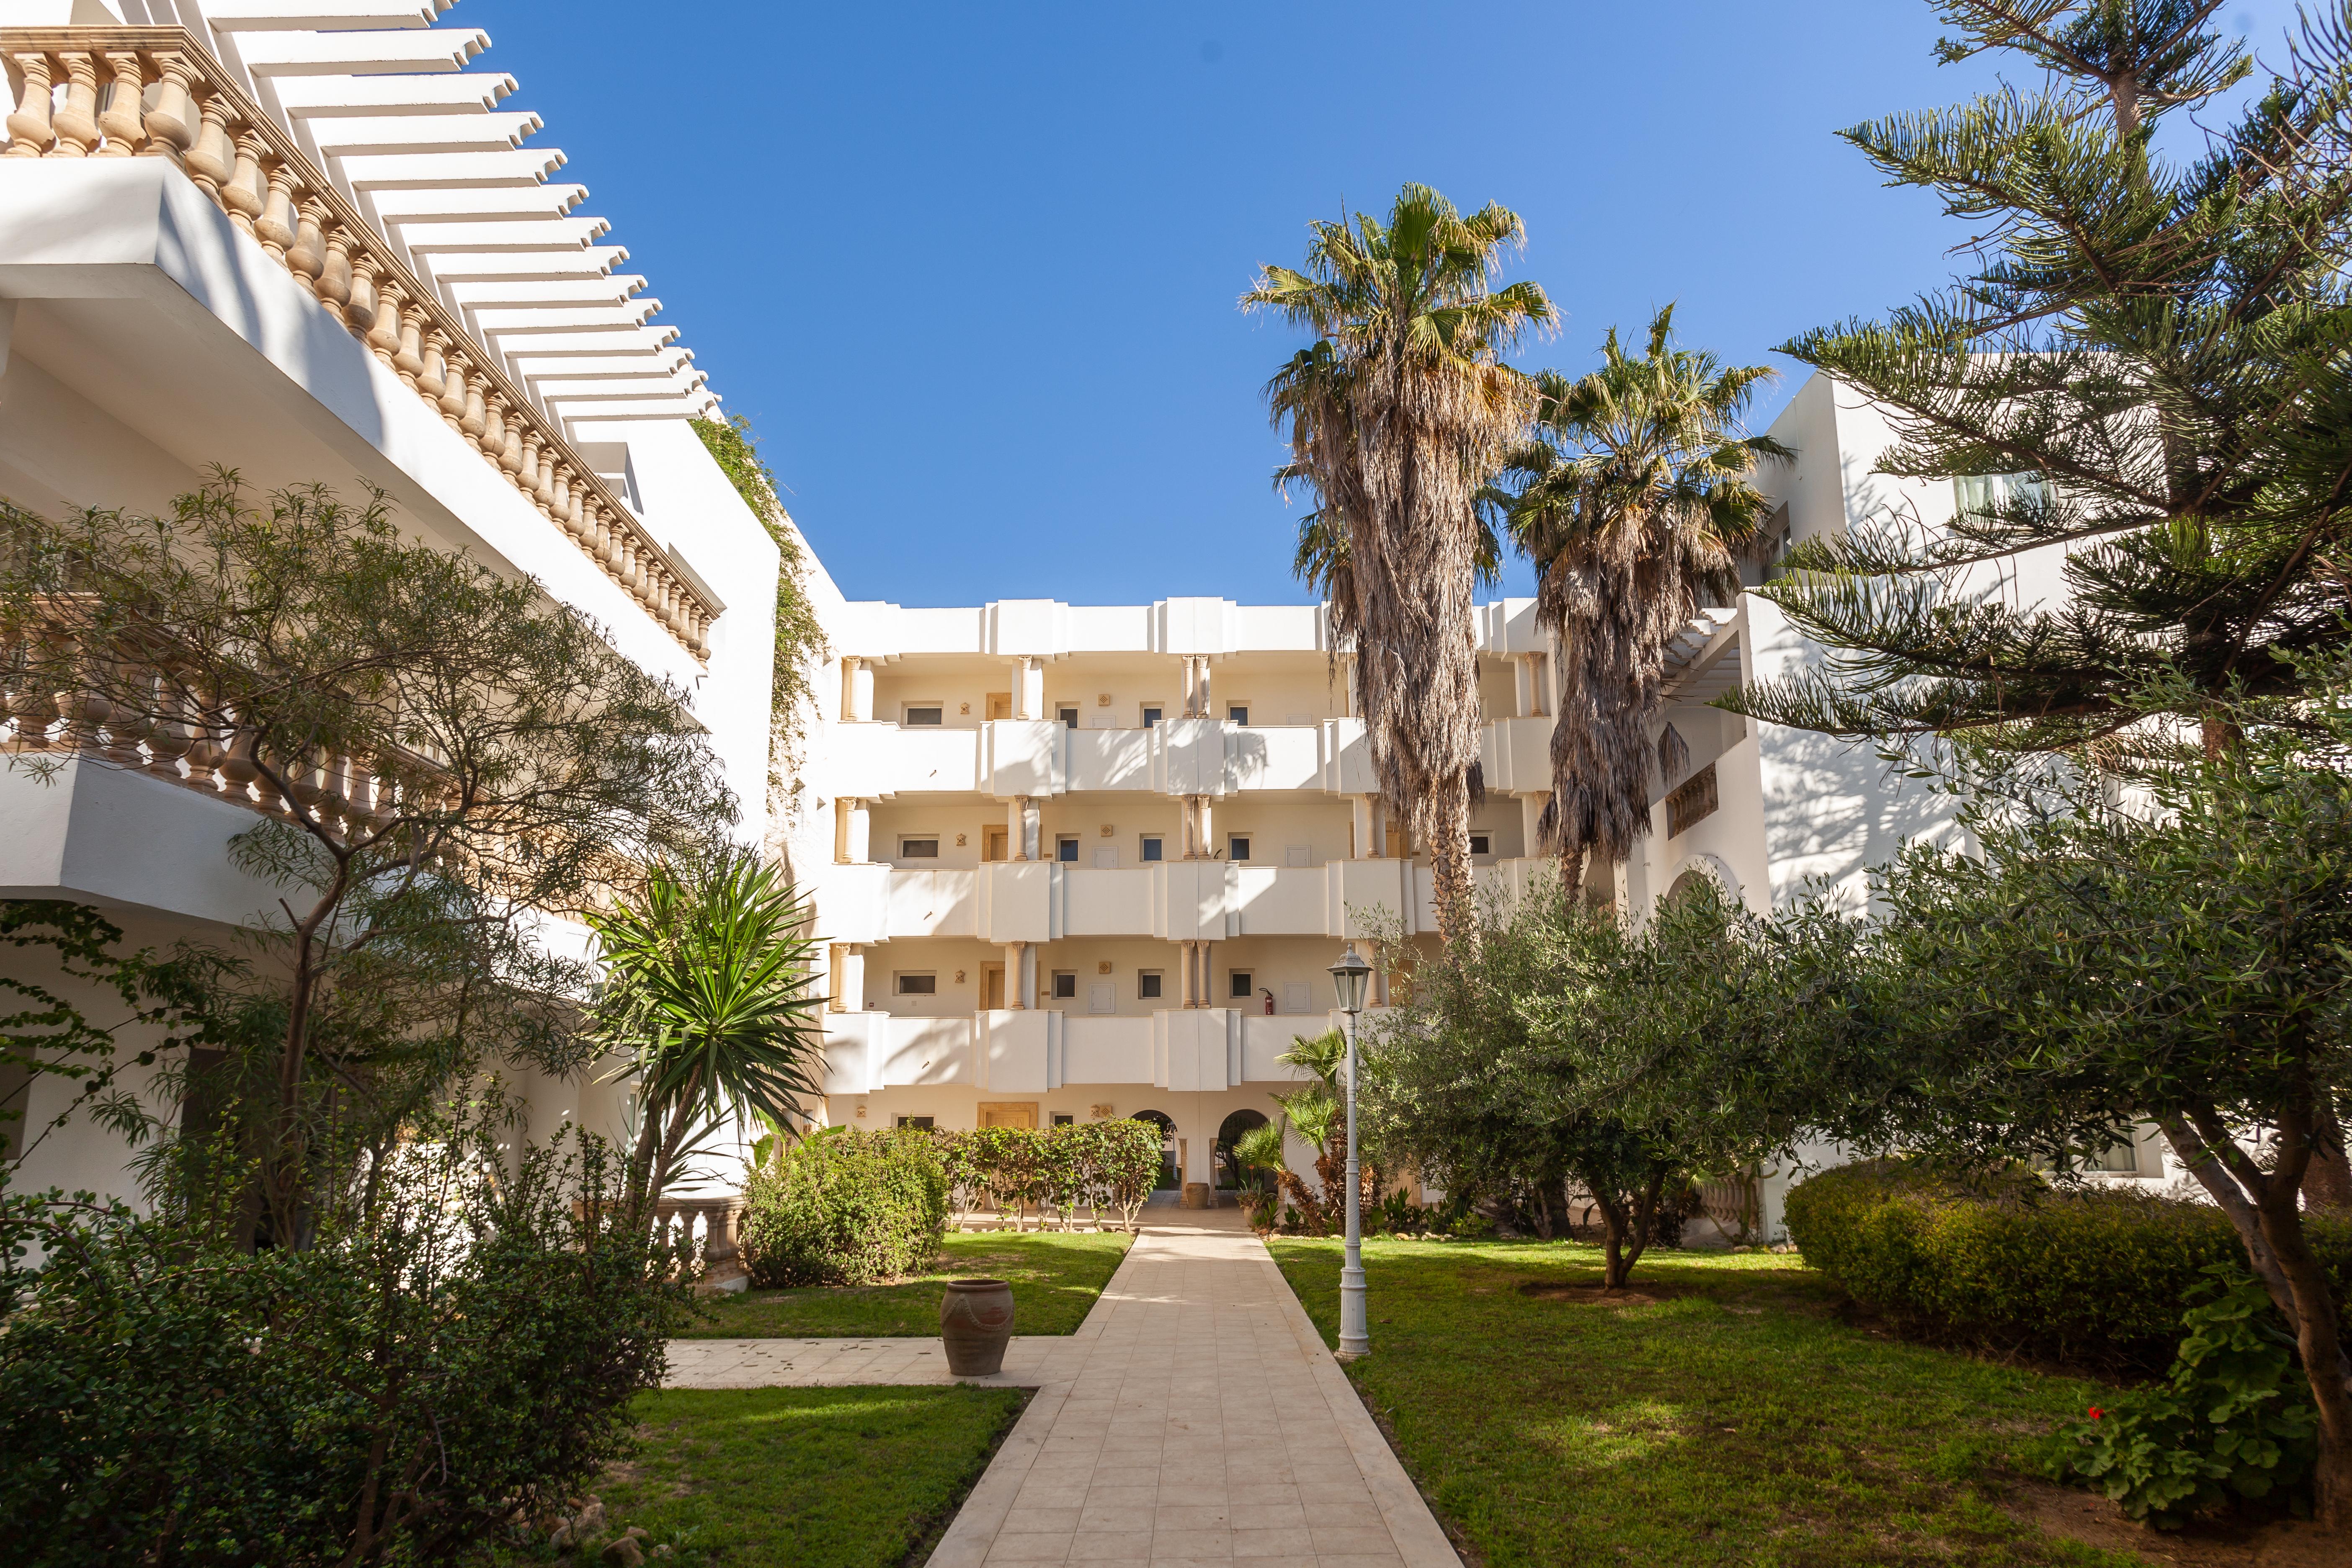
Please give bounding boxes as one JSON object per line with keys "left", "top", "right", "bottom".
{"left": 649, "top": 1196, "right": 745, "bottom": 1282}
{"left": 0, "top": 28, "right": 716, "bottom": 659}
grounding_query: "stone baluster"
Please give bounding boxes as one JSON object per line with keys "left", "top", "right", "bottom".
{"left": 478, "top": 390, "right": 506, "bottom": 459}
{"left": 5, "top": 640, "right": 54, "bottom": 751}
{"left": 392, "top": 304, "right": 427, "bottom": 388}
{"left": 314, "top": 216, "right": 355, "bottom": 312}
{"left": 5, "top": 52, "right": 55, "bottom": 158}
{"left": 516, "top": 431, "right": 542, "bottom": 498}
{"left": 455, "top": 357, "right": 487, "bottom": 444}
{"left": 550, "top": 466, "right": 573, "bottom": 531}
{"left": 217, "top": 727, "right": 260, "bottom": 804}
{"left": 139, "top": 54, "right": 199, "bottom": 164}
{"left": 287, "top": 196, "right": 328, "bottom": 290}
{"left": 532, "top": 447, "right": 557, "bottom": 512}
{"left": 563, "top": 482, "right": 589, "bottom": 544}
{"left": 285, "top": 749, "right": 328, "bottom": 825}
{"left": 184, "top": 707, "right": 227, "bottom": 789}
{"left": 419, "top": 332, "right": 451, "bottom": 412}
{"left": 368, "top": 756, "right": 402, "bottom": 832}
{"left": 146, "top": 676, "right": 196, "bottom": 779}
{"left": 101, "top": 664, "right": 152, "bottom": 765}
{"left": 366, "top": 279, "right": 404, "bottom": 366}
{"left": 222, "top": 129, "right": 268, "bottom": 234}
{"left": 497, "top": 408, "right": 526, "bottom": 480}
{"left": 49, "top": 52, "right": 100, "bottom": 158}
{"left": 255, "top": 160, "right": 299, "bottom": 261}
{"left": 183, "top": 91, "right": 235, "bottom": 203}
{"left": 343, "top": 253, "right": 379, "bottom": 337}
{"left": 95, "top": 52, "right": 146, "bottom": 157}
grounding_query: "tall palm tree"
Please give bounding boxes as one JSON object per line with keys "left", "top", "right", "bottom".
{"left": 1499, "top": 305, "right": 1789, "bottom": 898}
{"left": 1245, "top": 184, "right": 1553, "bottom": 946}
{"left": 589, "top": 850, "right": 827, "bottom": 1215}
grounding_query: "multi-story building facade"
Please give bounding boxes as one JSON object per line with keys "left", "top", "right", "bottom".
{"left": 0, "top": 0, "right": 2175, "bottom": 1228}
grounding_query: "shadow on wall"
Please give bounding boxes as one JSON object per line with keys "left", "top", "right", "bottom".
{"left": 1760, "top": 726, "right": 1969, "bottom": 914}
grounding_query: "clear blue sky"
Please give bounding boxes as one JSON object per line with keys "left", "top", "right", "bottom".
{"left": 459, "top": 0, "right": 2293, "bottom": 607}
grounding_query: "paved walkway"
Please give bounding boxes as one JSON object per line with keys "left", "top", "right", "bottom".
{"left": 667, "top": 1211, "right": 1458, "bottom": 1568}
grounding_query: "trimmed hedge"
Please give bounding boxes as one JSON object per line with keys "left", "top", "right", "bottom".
{"left": 739, "top": 1126, "right": 948, "bottom": 1287}
{"left": 1784, "top": 1158, "right": 2352, "bottom": 1370}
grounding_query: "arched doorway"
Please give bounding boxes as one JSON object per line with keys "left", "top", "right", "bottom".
{"left": 1215, "top": 1109, "right": 1269, "bottom": 1191}
{"left": 1132, "top": 1109, "right": 1177, "bottom": 1190}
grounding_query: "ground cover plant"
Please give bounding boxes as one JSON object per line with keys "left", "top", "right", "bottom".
{"left": 681, "top": 1229, "right": 1131, "bottom": 1338}
{"left": 1271, "top": 1234, "right": 2169, "bottom": 1568}
{"left": 498, "top": 1384, "right": 1027, "bottom": 1567}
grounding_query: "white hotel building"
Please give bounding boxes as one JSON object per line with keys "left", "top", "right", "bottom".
{"left": 0, "top": 0, "right": 2170, "bottom": 1223}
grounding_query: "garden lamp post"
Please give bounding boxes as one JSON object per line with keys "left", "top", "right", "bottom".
{"left": 1329, "top": 942, "right": 1372, "bottom": 1359}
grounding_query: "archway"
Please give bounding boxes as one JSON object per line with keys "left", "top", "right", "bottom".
{"left": 1214, "top": 1108, "right": 1270, "bottom": 1191}
{"left": 1132, "top": 1109, "right": 1177, "bottom": 1189}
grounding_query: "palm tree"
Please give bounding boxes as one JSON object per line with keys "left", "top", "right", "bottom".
{"left": 1498, "top": 305, "right": 1788, "bottom": 898}
{"left": 588, "top": 851, "right": 827, "bottom": 1215}
{"left": 1245, "top": 184, "right": 1553, "bottom": 946}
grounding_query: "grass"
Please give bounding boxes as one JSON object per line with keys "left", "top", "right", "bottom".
{"left": 503, "top": 1385, "right": 1028, "bottom": 1566}
{"left": 1268, "top": 1236, "right": 2153, "bottom": 1568}
{"left": 681, "top": 1228, "right": 1132, "bottom": 1338}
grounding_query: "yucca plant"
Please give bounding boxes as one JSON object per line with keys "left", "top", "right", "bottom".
{"left": 589, "top": 851, "right": 826, "bottom": 1215}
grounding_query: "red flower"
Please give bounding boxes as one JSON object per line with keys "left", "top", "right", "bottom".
{"left": 2088, "top": 1407, "right": 2104, "bottom": 1421}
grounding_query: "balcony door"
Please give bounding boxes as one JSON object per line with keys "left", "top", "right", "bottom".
{"left": 981, "top": 964, "right": 1006, "bottom": 1010}
{"left": 983, "top": 826, "right": 1009, "bottom": 862}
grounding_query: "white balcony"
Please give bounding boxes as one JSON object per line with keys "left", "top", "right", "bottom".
{"left": 820, "top": 1006, "right": 1333, "bottom": 1093}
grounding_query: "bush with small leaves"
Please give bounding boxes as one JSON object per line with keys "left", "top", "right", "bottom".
{"left": 738, "top": 1126, "right": 947, "bottom": 1287}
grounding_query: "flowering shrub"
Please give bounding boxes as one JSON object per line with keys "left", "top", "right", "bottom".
{"left": 925, "top": 1122, "right": 1161, "bottom": 1232}
{"left": 2048, "top": 1266, "right": 2320, "bottom": 1525}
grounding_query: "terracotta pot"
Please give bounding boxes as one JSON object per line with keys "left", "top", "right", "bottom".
{"left": 940, "top": 1277, "right": 1015, "bottom": 1375}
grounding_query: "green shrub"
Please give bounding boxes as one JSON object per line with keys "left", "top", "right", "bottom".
{"left": 1784, "top": 1158, "right": 2352, "bottom": 1369}
{"left": 0, "top": 1128, "right": 686, "bottom": 1567}
{"left": 739, "top": 1127, "right": 947, "bottom": 1287}
{"left": 2047, "top": 1265, "right": 2318, "bottom": 1526}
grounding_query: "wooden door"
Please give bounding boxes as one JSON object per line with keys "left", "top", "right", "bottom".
{"left": 981, "top": 965, "right": 1005, "bottom": 1010}
{"left": 983, "top": 826, "right": 1008, "bottom": 862}
{"left": 986, "top": 692, "right": 1013, "bottom": 720}
{"left": 978, "top": 1102, "right": 1037, "bottom": 1129}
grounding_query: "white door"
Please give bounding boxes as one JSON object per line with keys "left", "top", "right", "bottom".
{"left": 1093, "top": 846, "right": 1119, "bottom": 868}
{"left": 1088, "top": 981, "right": 1115, "bottom": 1014}
{"left": 1282, "top": 982, "right": 1311, "bottom": 1014}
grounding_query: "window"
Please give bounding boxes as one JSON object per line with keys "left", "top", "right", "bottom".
{"left": 1228, "top": 834, "right": 1251, "bottom": 861}
{"left": 896, "top": 973, "right": 937, "bottom": 995}
{"left": 1954, "top": 471, "right": 2050, "bottom": 521}
{"left": 1138, "top": 970, "right": 1163, "bottom": 1000}
{"left": 900, "top": 837, "right": 940, "bottom": 859}
{"left": 1141, "top": 705, "right": 1163, "bottom": 729}
{"left": 904, "top": 704, "right": 943, "bottom": 726}
{"left": 1056, "top": 836, "right": 1080, "bottom": 863}
{"left": 1140, "top": 835, "right": 1163, "bottom": 863}
{"left": 1666, "top": 763, "right": 1720, "bottom": 838}
{"left": 1051, "top": 971, "right": 1078, "bottom": 1000}
{"left": 1229, "top": 970, "right": 1253, "bottom": 1000}
{"left": 895, "top": 1114, "right": 935, "bottom": 1130}
{"left": 1227, "top": 704, "right": 1250, "bottom": 725}
{"left": 1468, "top": 833, "right": 1491, "bottom": 856}
{"left": 1052, "top": 1113, "right": 1075, "bottom": 1127}
{"left": 1057, "top": 705, "right": 1080, "bottom": 729}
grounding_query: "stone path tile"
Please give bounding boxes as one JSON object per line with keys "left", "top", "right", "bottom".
{"left": 661, "top": 1211, "right": 1458, "bottom": 1568}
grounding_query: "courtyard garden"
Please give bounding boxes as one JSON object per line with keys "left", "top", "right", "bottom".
{"left": 1271, "top": 1236, "right": 2343, "bottom": 1567}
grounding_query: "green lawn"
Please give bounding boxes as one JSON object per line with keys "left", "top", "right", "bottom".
{"left": 681, "top": 1228, "right": 1132, "bottom": 1338}
{"left": 1269, "top": 1236, "right": 2151, "bottom": 1568}
{"left": 503, "top": 1385, "right": 1027, "bottom": 1565}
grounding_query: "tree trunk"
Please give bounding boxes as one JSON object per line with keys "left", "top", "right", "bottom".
{"left": 1424, "top": 770, "right": 1477, "bottom": 949}
{"left": 2307, "top": 1106, "right": 2352, "bottom": 1213}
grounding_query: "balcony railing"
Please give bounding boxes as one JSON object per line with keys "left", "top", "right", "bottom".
{"left": 0, "top": 27, "right": 718, "bottom": 658}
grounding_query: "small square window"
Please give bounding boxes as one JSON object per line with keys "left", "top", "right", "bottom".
{"left": 897, "top": 973, "right": 937, "bottom": 995}
{"left": 1229, "top": 971, "right": 1254, "bottom": 1000}
{"left": 1469, "top": 833, "right": 1491, "bottom": 856}
{"left": 901, "top": 837, "right": 940, "bottom": 859}
{"left": 1141, "top": 835, "right": 1164, "bottom": 863}
{"left": 1052, "top": 1113, "right": 1075, "bottom": 1127}
{"left": 1138, "top": 971, "right": 1163, "bottom": 1000}
{"left": 1052, "top": 971, "right": 1078, "bottom": 1000}
{"left": 1228, "top": 835, "right": 1251, "bottom": 862}
{"left": 1141, "top": 705, "right": 1163, "bottom": 728}
{"left": 895, "top": 1114, "right": 935, "bottom": 1130}
{"left": 904, "top": 705, "right": 943, "bottom": 726}
{"left": 1057, "top": 706, "right": 1079, "bottom": 729}
{"left": 1228, "top": 704, "right": 1250, "bottom": 725}
{"left": 1056, "top": 836, "right": 1080, "bottom": 863}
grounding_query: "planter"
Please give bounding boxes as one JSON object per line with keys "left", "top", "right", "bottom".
{"left": 940, "top": 1278, "right": 1015, "bottom": 1375}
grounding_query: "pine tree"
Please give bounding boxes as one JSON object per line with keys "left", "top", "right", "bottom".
{"left": 1728, "top": 1, "right": 2352, "bottom": 762}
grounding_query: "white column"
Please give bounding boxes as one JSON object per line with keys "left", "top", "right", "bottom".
{"left": 1007, "top": 796, "right": 1026, "bottom": 860}
{"left": 1351, "top": 797, "right": 1376, "bottom": 860}
{"left": 846, "top": 658, "right": 874, "bottom": 722}
{"left": 841, "top": 944, "right": 866, "bottom": 1012}
{"left": 847, "top": 799, "right": 872, "bottom": 863}
{"left": 1197, "top": 657, "right": 1212, "bottom": 719}
{"left": 1018, "top": 657, "right": 1044, "bottom": 720}
{"left": 1021, "top": 797, "right": 1041, "bottom": 861}
{"left": 834, "top": 798, "right": 853, "bottom": 864}
{"left": 1520, "top": 792, "right": 1548, "bottom": 856}
{"left": 825, "top": 944, "right": 847, "bottom": 1012}
{"left": 1006, "top": 941, "right": 1027, "bottom": 1009}
{"left": 1514, "top": 656, "right": 1536, "bottom": 719}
